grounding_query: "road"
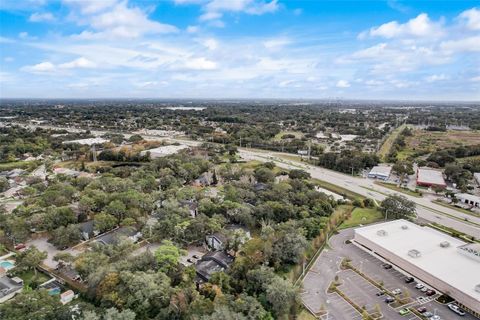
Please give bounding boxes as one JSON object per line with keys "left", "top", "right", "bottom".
{"left": 8, "top": 121, "right": 480, "bottom": 238}
{"left": 239, "top": 149, "right": 480, "bottom": 238}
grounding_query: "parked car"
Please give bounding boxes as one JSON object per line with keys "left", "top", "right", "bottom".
{"left": 399, "top": 308, "right": 410, "bottom": 316}
{"left": 421, "top": 287, "right": 429, "bottom": 292}
{"left": 426, "top": 289, "right": 436, "bottom": 296}
{"left": 14, "top": 243, "right": 26, "bottom": 250}
{"left": 187, "top": 258, "right": 194, "bottom": 263}
{"left": 415, "top": 283, "right": 424, "bottom": 289}
{"left": 448, "top": 303, "right": 466, "bottom": 316}
{"left": 430, "top": 316, "right": 441, "bottom": 320}
{"left": 416, "top": 307, "right": 427, "bottom": 313}
{"left": 376, "top": 291, "right": 385, "bottom": 296}
{"left": 192, "top": 255, "right": 200, "bottom": 259}
{"left": 392, "top": 288, "right": 402, "bottom": 295}
{"left": 382, "top": 263, "right": 392, "bottom": 269}
{"left": 384, "top": 296, "right": 395, "bottom": 303}
{"left": 422, "top": 311, "right": 433, "bottom": 318}
{"left": 405, "top": 276, "right": 414, "bottom": 283}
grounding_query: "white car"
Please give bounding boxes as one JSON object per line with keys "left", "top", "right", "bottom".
{"left": 392, "top": 288, "right": 402, "bottom": 295}
{"left": 448, "top": 303, "right": 466, "bottom": 316}
{"left": 429, "top": 316, "right": 441, "bottom": 320}
{"left": 415, "top": 283, "right": 424, "bottom": 289}
{"left": 421, "top": 287, "right": 429, "bottom": 292}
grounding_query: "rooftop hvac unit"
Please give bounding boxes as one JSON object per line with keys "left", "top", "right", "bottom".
{"left": 408, "top": 249, "right": 421, "bottom": 258}
{"left": 377, "top": 230, "right": 388, "bottom": 236}
{"left": 440, "top": 241, "right": 450, "bottom": 248}
{"left": 401, "top": 225, "right": 408, "bottom": 230}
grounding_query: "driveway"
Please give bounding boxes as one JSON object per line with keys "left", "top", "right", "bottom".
{"left": 26, "top": 237, "right": 84, "bottom": 269}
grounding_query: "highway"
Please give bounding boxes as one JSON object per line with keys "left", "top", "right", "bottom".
{"left": 239, "top": 149, "right": 480, "bottom": 239}
{"left": 8, "top": 121, "right": 480, "bottom": 238}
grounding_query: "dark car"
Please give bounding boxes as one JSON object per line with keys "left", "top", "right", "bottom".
{"left": 376, "top": 291, "right": 385, "bottom": 296}
{"left": 416, "top": 307, "right": 427, "bottom": 313}
{"left": 187, "top": 258, "right": 194, "bottom": 263}
{"left": 192, "top": 255, "right": 200, "bottom": 259}
{"left": 405, "top": 276, "right": 414, "bottom": 283}
{"left": 426, "top": 289, "right": 436, "bottom": 296}
{"left": 384, "top": 296, "right": 395, "bottom": 303}
{"left": 382, "top": 263, "right": 392, "bottom": 269}
{"left": 14, "top": 243, "right": 26, "bottom": 250}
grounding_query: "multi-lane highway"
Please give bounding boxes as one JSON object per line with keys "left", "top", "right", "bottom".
{"left": 239, "top": 149, "right": 480, "bottom": 239}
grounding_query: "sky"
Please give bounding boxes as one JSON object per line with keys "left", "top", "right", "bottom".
{"left": 0, "top": 0, "right": 479, "bottom": 100}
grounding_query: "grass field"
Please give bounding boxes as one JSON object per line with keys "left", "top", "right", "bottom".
{"left": 400, "top": 129, "right": 480, "bottom": 160}
{"left": 339, "top": 207, "right": 383, "bottom": 229}
{"left": 273, "top": 130, "right": 304, "bottom": 141}
{"left": 312, "top": 178, "right": 364, "bottom": 200}
{"left": 16, "top": 270, "right": 50, "bottom": 287}
{"left": 375, "top": 181, "right": 422, "bottom": 198}
{"left": 377, "top": 124, "right": 407, "bottom": 161}
{"left": 0, "top": 160, "right": 39, "bottom": 172}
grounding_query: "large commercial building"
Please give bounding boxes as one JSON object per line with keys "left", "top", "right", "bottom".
{"left": 368, "top": 165, "right": 392, "bottom": 180}
{"left": 140, "top": 144, "right": 189, "bottom": 159}
{"left": 354, "top": 220, "right": 480, "bottom": 316}
{"left": 456, "top": 193, "right": 480, "bottom": 208}
{"left": 416, "top": 167, "right": 446, "bottom": 189}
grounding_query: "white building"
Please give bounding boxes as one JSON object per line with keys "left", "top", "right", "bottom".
{"left": 368, "top": 165, "right": 392, "bottom": 180}
{"left": 140, "top": 144, "right": 189, "bottom": 159}
{"left": 62, "top": 137, "right": 108, "bottom": 146}
{"left": 354, "top": 220, "right": 480, "bottom": 316}
{"left": 456, "top": 193, "right": 480, "bottom": 208}
{"left": 416, "top": 167, "right": 446, "bottom": 188}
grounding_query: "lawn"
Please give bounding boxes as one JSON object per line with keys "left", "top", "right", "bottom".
{"left": 0, "top": 160, "right": 40, "bottom": 172}
{"left": 339, "top": 207, "right": 383, "bottom": 229}
{"left": 312, "top": 178, "right": 365, "bottom": 201}
{"left": 16, "top": 269, "right": 50, "bottom": 287}
{"left": 377, "top": 124, "right": 407, "bottom": 161}
{"left": 375, "top": 181, "right": 422, "bottom": 198}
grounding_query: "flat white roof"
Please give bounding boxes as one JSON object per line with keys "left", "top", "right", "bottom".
{"left": 355, "top": 220, "right": 480, "bottom": 303}
{"left": 456, "top": 193, "right": 480, "bottom": 202}
{"left": 417, "top": 167, "right": 446, "bottom": 186}
{"left": 369, "top": 165, "right": 392, "bottom": 177}
{"left": 62, "top": 137, "right": 108, "bottom": 146}
{"left": 141, "top": 144, "right": 188, "bottom": 158}
{"left": 474, "top": 173, "right": 480, "bottom": 183}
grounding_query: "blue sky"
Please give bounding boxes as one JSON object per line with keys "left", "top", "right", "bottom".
{"left": 0, "top": 0, "right": 479, "bottom": 100}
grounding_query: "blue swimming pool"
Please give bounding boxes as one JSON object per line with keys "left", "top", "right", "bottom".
{"left": 0, "top": 260, "right": 15, "bottom": 270}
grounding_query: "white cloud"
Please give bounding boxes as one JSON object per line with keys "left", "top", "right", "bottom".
{"left": 4, "top": 57, "right": 14, "bottom": 62}
{"left": 425, "top": 74, "right": 448, "bottom": 82}
{"left": 59, "top": 57, "right": 96, "bottom": 69}
{"left": 458, "top": 7, "right": 480, "bottom": 30}
{"left": 66, "top": 0, "right": 178, "bottom": 39}
{"left": 184, "top": 57, "right": 217, "bottom": 70}
{"left": 186, "top": 25, "right": 200, "bottom": 33}
{"left": 336, "top": 80, "right": 350, "bottom": 88}
{"left": 19, "top": 32, "right": 29, "bottom": 39}
{"left": 199, "top": 0, "right": 279, "bottom": 21}
{"left": 22, "top": 61, "right": 56, "bottom": 73}
{"left": 263, "top": 38, "right": 290, "bottom": 49}
{"left": 365, "top": 13, "right": 444, "bottom": 39}
{"left": 201, "top": 38, "right": 219, "bottom": 50}
{"left": 63, "top": 0, "right": 118, "bottom": 14}
{"left": 440, "top": 36, "right": 480, "bottom": 53}
{"left": 29, "top": 12, "right": 55, "bottom": 22}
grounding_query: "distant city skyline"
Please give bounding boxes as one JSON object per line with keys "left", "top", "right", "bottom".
{"left": 1, "top": 0, "right": 479, "bottom": 100}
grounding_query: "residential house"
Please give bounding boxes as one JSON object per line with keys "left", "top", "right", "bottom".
{"left": 0, "top": 276, "right": 23, "bottom": 303}
{"left": 195, "top": 251, "right": 234, "bottom": 283}
{"left": 94, "top": 227, "right": 142, "bottom": 246}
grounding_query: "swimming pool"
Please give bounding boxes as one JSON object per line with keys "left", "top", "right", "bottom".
{"left": 0, "top": 260, "right": 15, "bottom": 270}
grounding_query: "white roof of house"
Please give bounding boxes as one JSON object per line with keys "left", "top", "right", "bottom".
{"left": 417, "top": 167, "right": 446, "bottom": 186}
{"left": 141, "top": 144, "right": 189, "bottom": 158}
{"left": 355, "top": 219, "right": 480, "bottom": 303}
{"left": 456, "top": 193, "right": 480, "bottom": 202}
{"left": 62, "top": 137, "right": 108, "bottom": 146}
{"left": 369, "top": 165, "right": 392, "bottom": 177}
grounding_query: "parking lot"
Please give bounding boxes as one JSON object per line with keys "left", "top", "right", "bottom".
{"left": 301, "top": 228, "right": 479, "bottom": 320}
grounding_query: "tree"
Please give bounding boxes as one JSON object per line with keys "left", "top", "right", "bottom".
{"left": 154, "top": 240, "right": 186, "bottom": 275}
{"left": 288, "top": 169, "right": 310, "bottom": 180}
{"left": 380, "top": 195, "right": 416, "bottom": 219}
{"left": 128, "top": 134, "right": 144, "bottom": 143}
{"left": 50, "top": 224, "right": 82, "bottom": 249}
{"left": 265, "top": 276, "right": 298, "bottom": 318}
{"left": 392, "top": 161, "right": 413, "bottom": 186}
{"left": 105, "top": 200, "right": 127, "bottom": 223}
{"left": 0, "top": 176, "right": 9, "bottom": 192}
{"left": 254, "top": 167, "right": 275, "bottom": 183}
{"left": 0, "top": 289, "right": 67, "bottom": 320}
{"left": 94, "top": 213, "right": 117, "bottom": 233}
{"left": 16, "top": 246, "right": 47, "bottom": 276}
